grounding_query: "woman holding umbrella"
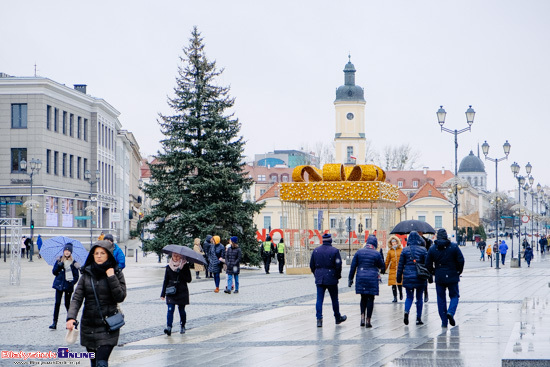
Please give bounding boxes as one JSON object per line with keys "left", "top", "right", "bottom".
{"left": 66, "top": 240, "right": 126, "bottom": 367}
{"left": 49, "top": 243, "right": 80, "bottom": 329}
{"left": 160, "top": 252, "right": 192, "bottom": 335}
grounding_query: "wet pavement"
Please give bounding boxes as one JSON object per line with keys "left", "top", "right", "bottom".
{"left": 1, "top": 243, "right": 550, "bottom": 366}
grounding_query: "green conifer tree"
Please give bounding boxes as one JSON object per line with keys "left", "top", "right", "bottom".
{"left": 143, "top": 27, "right": 263, "bottom": 265}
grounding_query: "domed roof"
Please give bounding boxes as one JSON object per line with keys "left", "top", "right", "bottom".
{"left": 335, "top": 58, "right": 365, "bottom": 103}
{"left": 458, "top": 151, "right": 485, "bottom": 173}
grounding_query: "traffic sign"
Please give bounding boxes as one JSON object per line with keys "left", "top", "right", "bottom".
{"left": 521, "top": 215, "right": 530, "bottom": 223}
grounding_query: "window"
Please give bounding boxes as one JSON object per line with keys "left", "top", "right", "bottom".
{"left": 413, "top": 180, "right": 418, "bottom": 188}
{"left": 280, "top": 215, "right": 287, "bottom": 229}
{"left": 77, "top": 117, "right": 81, "bottom": 139}
{"left": 11, "top": 148, "right": 27, "bottom": 172}
{"left": 313, "top": 218, "right": 318, "bottom": 230}
{"left": 62, "top": 111, "right": 67, "bottom": 134}
{"left": 69, "top": 155, "right": 74, "bottom": 178}
{"left": 77, "top": 157, "right": 81, "bottom": 179}
{"left": 54, "top": 108, "right": 59, "bottom": 132}
{"left": 418, "top": 215, "right": 426, "bottom": 222}
{"left": 330, "top": 218, "right": 337, "bottom": 229}
{"left": 46, "top": 150, "right": 51, "bottom": 174}
{"left": 346, "top": 146, "right": 354, "bottom": 163}
{"left": 263, "top": 216, "right": 271, "bottom": 229}
{"left": 270, "top": 174, "right": 278, "bottom": 183}
{"left": 281, "top": 174, "right": 289, "bottom": 182}
{"left": 83, "top": 158, "right": 88, "bottom": 174}
{"left": 83, "top": 119, "right": 88, "bottom": 141}
{"left": 54, "top": 152, "right": 58, "bottom": 175}
{"left": 259, "top": 189, "right": 266, "bottom": 196}
{"left": 11, "top": 104, "right": 27, "bottom": 128}
{"left": 69, "top": 114, "right": 74, "bottom": 137}
{"left": 365, "top": 218, "right": 372, "bottom": 229}
{"left": 46, "top": 105, "right": 51, "bottom": 130}
{"left": 435, "top": 215, "right": 443, "bottom": 228}
{"left": 257, "top": 175, "right": 266, "bottom": 182}
{"left": 398, "top": 180, "right": 403, "bottom": 188}
{"left": 62, "top": 153, "right": 67, "bottom": 176}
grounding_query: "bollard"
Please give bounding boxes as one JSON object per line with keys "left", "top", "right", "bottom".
{"left": 135, "top": 248, "right": 138, "bottom": 262}
{"left": 124, "top": 245, "right": 127, "bottom": 257}
{"left": 29, "top": 241, "right": 34, "bottom": 262}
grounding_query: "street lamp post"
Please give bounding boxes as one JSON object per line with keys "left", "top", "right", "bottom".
{"left": 20, "top": 158, "right": 42, "bottom": 262}
{"left": 511, "top": 161, "right": 532, "bottom": 267}
{"left": 85, "top": 169, "right": 100, "bottom": 247}
{"left": 481, "top": 140, "right": 511, "bottom": 270}
{"left": 437, "top": 105, "right": 476, "bottom": 242}
{"left": 535, "top": 183, "right": 542, "bottom": 251}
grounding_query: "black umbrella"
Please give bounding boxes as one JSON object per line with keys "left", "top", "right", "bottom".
{"left": 162, "top": 244, "right": 207, "bottom": 266}
{"left": 390, "top": 220, "right": 436, "bottom": 235}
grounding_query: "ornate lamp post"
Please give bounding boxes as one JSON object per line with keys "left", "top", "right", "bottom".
{"left": 481, "top": 140, "right": 510, "bottom": 269}
{"left": 511, "top": 161, "right": 532, "bottom": 266}
{"left": 489, "top": 193, "right": 508, "bottom": 269}
{"left": 437, "top": 105, "right": 476, "bottom": 242}
{"left": 84, "top": 169, "right": 100, "bottom": 247}
{"left": 20, "top": 158, "right": 42, "bottom": 262}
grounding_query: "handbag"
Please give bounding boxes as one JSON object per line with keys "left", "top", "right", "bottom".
{"left": 91, "top": 277, "right": 125, "bottom": 332}
{"left": 65, "top": 320, "right": 79, "bottom": 344}
{"left": 411, "top": 246, "right": 431, "bottom": 281}
{"left": 165, "top": 286, "right": 177, "bottom": 295}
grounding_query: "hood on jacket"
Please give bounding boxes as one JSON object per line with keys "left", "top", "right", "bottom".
{"left": 204, "top": 235, "right": 213, "bottom": 243}
{"left": 387, "top": 235, "right": 402, "bottom": 249}
{"left": 407, "top": 231, "right": 424, "bottom": 247}
{"left": 434, "top": 229, "right": 451, "bottom": 249}
{"left": 366, "top": 235, "right": 378, "bottom": 248}
{"left": 437, "top": 229, "right": 448, "bottom": 240}
{"left": 83, "top": 240, "right": 116, "bottom": 268}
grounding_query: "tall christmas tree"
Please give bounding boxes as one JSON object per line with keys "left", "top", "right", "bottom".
{"left": 143, "top": 27, "right": 263, "bottom": 265}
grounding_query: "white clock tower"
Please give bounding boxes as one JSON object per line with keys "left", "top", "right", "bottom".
{"left": 334, "top": 57, "right": 366, "bottom": 165}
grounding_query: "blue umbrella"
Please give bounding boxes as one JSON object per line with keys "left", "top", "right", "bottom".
{"left": 40, "top": 236, "right": 89, "bottom": 265}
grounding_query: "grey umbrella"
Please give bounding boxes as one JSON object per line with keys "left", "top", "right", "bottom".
{"left": 390, "top": 220, "right": 436, "bottom": 235}
{"left": 162, "top": 244, "right": 207, "bottom": 265}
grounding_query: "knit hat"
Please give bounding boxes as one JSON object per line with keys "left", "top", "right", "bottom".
{"left": 104, "top": 234, "right": 114, "bottom": 242}
{"left": 279, "top": 238, "right": 284, "bottom": 243}
{"left": 63, "top": 243, "right": 73, "bottom": 253}
{"left": 213, "top": 235, "right": 221, "bottom": 244}
{"left": 266, "top": 235, "right": 272, "bottom": 241}
{"left": 230, "top": 236, "right": 238, "bottom": 244}
{"left": 322, "top": 233, "right": 332, "bottom": 245}
{"left": 436, "top": 229, "right": 448, "bottom": 240}
{"left": 366, "top": 235, "right": 378, "bottom": 248}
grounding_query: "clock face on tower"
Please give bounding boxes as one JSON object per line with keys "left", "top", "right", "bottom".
{"left": 346, "top": 113, "right": 354, "bottom": 120}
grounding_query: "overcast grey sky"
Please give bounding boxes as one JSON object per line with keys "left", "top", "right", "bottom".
{"left": 2, "top": 0, "right": 549, "bottom": 192}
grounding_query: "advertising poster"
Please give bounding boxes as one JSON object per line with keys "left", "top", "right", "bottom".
{"left": 45, "top": 196, "right": 58, "bottom": 227}
{"left": 62, "top": 198, "right": 74, "bottom": 227}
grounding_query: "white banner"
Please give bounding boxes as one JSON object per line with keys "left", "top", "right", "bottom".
{"left": 62, "top": 198, "right": 74, "bottom": 227}
{"left": 45, "top": 196, "right": 58, "bottom": 227}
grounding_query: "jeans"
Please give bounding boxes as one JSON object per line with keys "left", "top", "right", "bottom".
{"left": 316, "top": 284, "right": 341, "bottom": 321}
{"left": 227, "top": 274, "right": 239, "bottom": 291}
{"left": 436, "top": 283, "right": 460, "bottom": 326}
{"left": 53, "top": 290, "right": 72, "bottom": 322}
{"left": 480, "top": 249, "right": 485, "bottom": 260}
{"left": 166, "top": 303, "right": 186, "bottom": 328}
{"left": 501, "top": 253, "right": 506, "bottom": 265}
{"left": 404, "top": 286, "right": 424, "bottom": 319}
{"left": 213, "top": 273, "right": 220, "bottom": 288}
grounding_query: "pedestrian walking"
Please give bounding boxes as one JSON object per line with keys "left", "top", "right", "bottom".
{"left": 524, "top": 245, "right": 534, "bottom": 267}
{"left": 486, "top": 244, "right": 492, "bottom": 263}
{"left": 24, "top": 236, "right": 32, "bottom": 259}
{"left": 418, "top": 232, "right": 432, "bottom": 302}
{"left": 224, "top": 236, "right": 242, "bottom": 294}
{"left": 49, "top": 244, "right": 80, "bottom": 329}
{"left": 66, "top": 240, "right": 127, "bottom": 367}
{"left": 160, "top": 252, "right": 192, "bottom": 336}
{"left": 207, "top": 235, "right": 225, "bottom": 293}
{"left": 499, "top": 240, "right": 509, "bottom": 265}
{"left": 276, "top": 238, "right": 285, "bottom": 274}
{"left": 202, "top": 235, "right": 214, "bottom": 278}
{"left": 37, "top": 234, "right": 43, "bottom": 259}
{"left": 348, "top": 235, "right": 384, "bottom": 328}
{"left": 21, "top": 236, "right": 26, "bottom": 258}
{"left": 539, "top": 236, "right": 547, "bottom": 254}
{"left": 103, "top": 234, "right": 125, "bottom": 270}
{"left": 193, "top": 238, "right": 205, "bottom": 279}
{"left": 310, "top": 233, "right": 347, "bottom": 327}
{"left": 426, "top": 229, "right": 465, "bottom": 328}
{"left": 396, "top": 231, "right": 429, "bottom": 326}
{"left": 261, "top": 235, "right": 274, "bottom": 274}
{"left": 384, "top": 235, "right": 403, "bottom": 303}
{"left": 478, "top": 238, "right": 486, "bottom": 261}
{"left": 98, "top": 232, "right": 105, "bottom": 241}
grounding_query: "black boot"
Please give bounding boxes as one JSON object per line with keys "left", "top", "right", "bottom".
{"left": 164, "top": 326, "right": 172, "bottom": 336}
{"left": 392, "top": 297, "right": 398, "bottom": 303}
{"left": 360, "top": 313, "right": 365, "bottom": 327}
{"left": 317, "top": 318, "right": 323, "bottom": 327}
{"left": 180, "top": 325, "right": 186, "bottom": 334}
{"left": 416, "top": 317, "right": 424, "bottom": 325}
{"left": 96, "top": 361, "right": 108, "bottom": 367}
{"left": 196, "top": 271, "right": 201, "bottom": 279}
{"left": 336, "top": 315, "right": 347, "bottom": 324}
{"left": 365, "top": 317, "right": 372, "bottom": 328}
{"left": 49, "top": 322, "right": 57, "bottom": 329}
{"left": 404, "top": 312, "right": 409, "bottom": 325}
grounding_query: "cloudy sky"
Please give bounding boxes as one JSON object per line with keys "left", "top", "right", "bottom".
{"left": 2, "top": 0, "right": 549, "bottom": 193}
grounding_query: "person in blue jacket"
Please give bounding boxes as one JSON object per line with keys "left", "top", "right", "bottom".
{"left": 348, "top": 235, "right": 385, "bottom": 328}
{"left": 310, "top": 233, "right": 347, "bottom": 327}
{"left": 104, "top": 234, "right": 125, "bottom": 270}
{"left": 499, "top": 240, "right": 509, "bottom": 265}
{"left": 37, "top": 234, "right": 43, "bottom": 259}
{"left": 426, "top": 228, "right": 465, "bottom": 328}
{"left": 396, "top": 231, "right": 429, "bottom": 326}
{"left": 524, "top": 245, "right": 534, "bottom": 267}
{"left": 49, "top": 243, "right": 80, "bottom": 329}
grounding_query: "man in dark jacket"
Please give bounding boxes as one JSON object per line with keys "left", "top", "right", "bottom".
{"left": 310, "top": 233, "right": 347, "bottom": 327}
{"left": 426, "top": 229, "right": 465, "bottom": 328}
{"left": 203, "top": 235, "right": 213, "bottom": 278}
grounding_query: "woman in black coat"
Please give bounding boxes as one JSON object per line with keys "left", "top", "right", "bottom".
{"left": 161, "top": 252, "right": 192, "bottom": 335}
{"left": 224, "top": 236, "right": 242, "bottom": 294}
{"left": 66, "top": 241, "right": 126, "bottom": 367}
{"left": 49, "top": 243, "right": 80, "bottom": 330}
{"left": 396, "top": 231, "right": 429, "bottom": 326}
{"left": 207, "top": 236, "right": 225, "bottom": 292}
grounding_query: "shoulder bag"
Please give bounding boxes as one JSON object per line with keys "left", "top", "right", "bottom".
{"left": 90, "top": 277, "right": 125, "bottom": 332}
{"left": 165, "top": 270, "right": 180, "bottom": 296}
{"left": 410, "top": 246, "right": 431, "bottom": 281}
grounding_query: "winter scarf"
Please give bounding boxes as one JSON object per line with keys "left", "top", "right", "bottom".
{"left": 169, "top": 257, "right": 185, "bottom": 272}
{"left": 90, "top": 259, "right": 116, "bottom": 279}
{"left": 64, "top": 256, "right": 74, "bottom": 282}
